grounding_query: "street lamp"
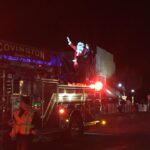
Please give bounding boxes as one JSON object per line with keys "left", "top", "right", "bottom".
{"left": 117, "top": 83, "right": 126, "bottom": 97}
{"left": 131, "top": 89, "right": 135, "bottom": 104}
{"left": 118, "top": 83, "right": 122, "bottom": 88}
{"left": 131, "top": 89, "right": 135, "bottom": 93}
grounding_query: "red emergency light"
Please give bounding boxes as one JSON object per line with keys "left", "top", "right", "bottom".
{"left": 59, "top": 108, "right": 65, "bottom": 114}
{"left": 95, "top": 81, "right": 103, "bottom": 91}
{"left": 89, "top": 81, "right": 103, "bottom": 91}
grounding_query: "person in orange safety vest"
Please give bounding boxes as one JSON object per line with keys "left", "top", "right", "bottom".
{"left": 10, "top": 96, "right": 39, "bottom": 150}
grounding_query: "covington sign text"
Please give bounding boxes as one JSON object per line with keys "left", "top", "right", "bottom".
{"left": 0, "top": 40, "right": 45, "bottom": 60}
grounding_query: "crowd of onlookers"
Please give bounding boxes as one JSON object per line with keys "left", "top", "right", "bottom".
{"left": 100, "top": 98, "right": 150, "bottom": 114}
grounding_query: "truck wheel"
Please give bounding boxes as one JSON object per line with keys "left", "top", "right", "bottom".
{"left": 69, "top": 114, "right": 83, "bottom": 139}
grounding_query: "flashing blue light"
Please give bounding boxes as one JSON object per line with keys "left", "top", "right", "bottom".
{"left": 0, "top": 54, "right": 62, "bottom": 66}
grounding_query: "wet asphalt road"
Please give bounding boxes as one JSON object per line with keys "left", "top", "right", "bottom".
{"left": 1, "top": 130, "right": 150, "bottom": 150}
{"left": 33, "top": 133, "right": 150, "bottom": 150}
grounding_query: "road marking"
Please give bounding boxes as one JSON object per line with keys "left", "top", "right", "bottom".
{"left": 84, "top": 132, "right": 113, "bottom": 136}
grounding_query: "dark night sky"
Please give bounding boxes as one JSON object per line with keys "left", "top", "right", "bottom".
{"left": 0, "top": 1, "right": 150, "bottom": 95}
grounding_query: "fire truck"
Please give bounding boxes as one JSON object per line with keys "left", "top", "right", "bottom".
{"left": 1, "top": 77, "right": 115, "bottom": 143}
{"left": 10, "top": 78, "right": 106, "bottom": 139}
{"left": 6, "top": 55, "right": 108, "bottom": 140}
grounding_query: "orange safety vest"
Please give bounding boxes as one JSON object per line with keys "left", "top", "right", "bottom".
{"left": 10, "top": 109, "right": 35, "bottom": 138}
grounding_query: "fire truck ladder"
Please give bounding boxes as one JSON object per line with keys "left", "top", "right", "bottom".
{"left": 41, "top": 93, "right": 56, "bottom": 126}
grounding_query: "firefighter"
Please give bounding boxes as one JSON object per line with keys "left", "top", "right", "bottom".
{"left": 10, "top": 96, "right": 39, "bottom": 150}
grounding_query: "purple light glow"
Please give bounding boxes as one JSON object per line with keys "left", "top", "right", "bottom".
{"left": 0, "top": 54, "right": 62, "bottom": 66}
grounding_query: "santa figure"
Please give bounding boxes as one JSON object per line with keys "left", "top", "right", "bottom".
{"left": 67, "top": 36, "right": 90, "bottom": 67}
